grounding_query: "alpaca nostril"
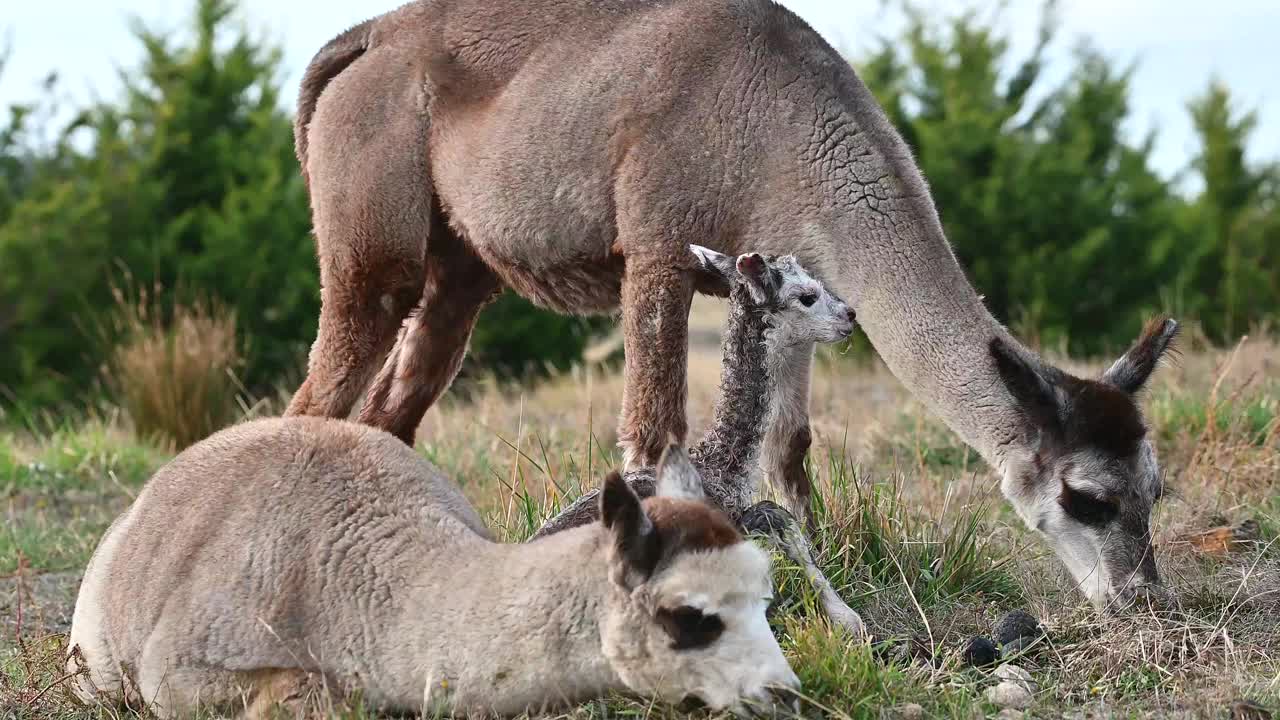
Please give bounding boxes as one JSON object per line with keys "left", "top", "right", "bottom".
{"left": 846, "top": 308, "right": 856, "bottom": 323}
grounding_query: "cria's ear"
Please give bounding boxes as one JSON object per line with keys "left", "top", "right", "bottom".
{"left": 990, "top": 336, "right": 1061, "bottom": 434}
{"left": 600, "top": 471, "right": 660, "bottom": 585}
{"left": 689, "top": 245, "right": 736, "bottom": 296}
{"left": 1102, "top": 317, "right": 1179, "bottom": 394}
{"left": 735, "top": 252, "right": 780, "bottom": 305}
{"left": 656, "top": 442, "right": 704, "bottom": 500}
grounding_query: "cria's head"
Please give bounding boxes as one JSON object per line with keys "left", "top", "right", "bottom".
{"left": 596, "top": 443, "right": 799, "bottom": 715}
{"left": 991, "top": 317, "right": 1180, "bottom": 611}
{"left": 690, "top": 244, "right": 856, "bottom": 346}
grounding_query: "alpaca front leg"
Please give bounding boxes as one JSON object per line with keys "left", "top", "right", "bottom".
{"left": 740, "top": 501, "right": 866, "bottom": 638}
{"left": 618, "top": 258, "right": 695, "bottom": 471}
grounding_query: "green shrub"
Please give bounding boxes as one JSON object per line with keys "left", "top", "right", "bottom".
{"left": 468, "top": 292, "right": 614, "bottom": 380}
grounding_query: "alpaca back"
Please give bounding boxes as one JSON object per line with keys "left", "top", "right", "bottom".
{"left": 69, "top": 416, "right": 490, "bottom": 708}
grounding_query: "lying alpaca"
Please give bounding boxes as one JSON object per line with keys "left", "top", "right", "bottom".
{"left": 65, "top": 418, "right": 799, "bottom": 718}
{"left": 534, "top": 247, "right": 864, "bottom": 633}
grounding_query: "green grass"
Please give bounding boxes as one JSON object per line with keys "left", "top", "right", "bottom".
{"left": 1, "top": 423, "right": 166, "bottom": 573}
{"left": 2, "top": 334, "right": 1278, "bottom": 718}
{"left": 808, "top": 450, "right": 1022, "bottom": 607}
{"left": 1151, "top": 385, "right": 1278, "bottom": 447}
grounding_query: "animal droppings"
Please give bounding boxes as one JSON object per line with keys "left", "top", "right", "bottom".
{"left": 993, "top": 609, "right": 1043, "bottom": 655}
{"left": 963, "top": 636, "right": 998, "bottom": 668}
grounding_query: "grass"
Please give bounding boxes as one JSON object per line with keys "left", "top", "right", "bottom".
{"left": 103, "top": 288, "right": 247, "bottom": 451}
{"left": 2, "top": 304, "right": 1277, "bottom": 718}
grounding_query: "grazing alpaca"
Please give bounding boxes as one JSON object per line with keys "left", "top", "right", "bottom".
{"left": 287, "top": 0, "right": 1178, "bottom": 608}
{"left": 533, "top": 247, "right": 863, "bottom": 633}
{"left": 65, "top": 418, "right": 799, "bottom": 718}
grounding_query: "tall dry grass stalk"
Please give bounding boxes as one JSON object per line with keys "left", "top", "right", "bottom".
{"left": 104, "top": 287, "right": 246, "bottom": 450}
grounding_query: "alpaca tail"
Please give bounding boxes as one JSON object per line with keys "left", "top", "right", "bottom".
{"left": 294, "top": 18, "right": 374, "bottom": 189}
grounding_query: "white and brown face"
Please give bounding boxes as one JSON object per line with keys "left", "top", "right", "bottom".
{"left": 597, "top": 445, "right": 799, "bottom": 716}
{"left": 690, "top": 245, "right": 857, "bottom": 346}
{"left": 991, "top": 318, "right": 1179, "bottom": 610}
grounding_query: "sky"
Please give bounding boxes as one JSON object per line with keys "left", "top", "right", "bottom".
{"left": 2, "top": 0, "right": 1277, "bottom": 186}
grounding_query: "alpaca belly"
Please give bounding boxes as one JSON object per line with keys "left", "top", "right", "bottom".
{"left": 478, "top": 245, "right": 625, "bottom": 314}
{"left": 435, "top": 173, "right": 626, "bottom": 313}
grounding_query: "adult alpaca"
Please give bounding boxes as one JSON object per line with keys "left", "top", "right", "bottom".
{"left": 287, "top": 0, "right": 1179, "bottom": 607}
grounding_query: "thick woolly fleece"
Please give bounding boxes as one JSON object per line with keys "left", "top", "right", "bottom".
{"left": 65, "top": 417, "right": 798, "bottom": 718}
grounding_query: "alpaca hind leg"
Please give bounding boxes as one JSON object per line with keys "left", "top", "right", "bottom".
{"left": 761, "top": 343, "right": 817, "bottom": 526}
{"left": 740, "top": 500, "right": 865, "bottom": 637}
{"left": 285, "top": 53, "right": 433, "bottom": 420}
{"left": 358, "top": 225, "right": 501, "bottom": 446}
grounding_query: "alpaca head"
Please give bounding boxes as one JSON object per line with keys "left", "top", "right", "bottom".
{"left": 597, "top": 443, "right": 799, "bottom": 715}
{"left": 690, "top": 245, "right": 856, "bottom": 347}
{"left": 991, "top": 317, "right": 1180, "bottom": 611}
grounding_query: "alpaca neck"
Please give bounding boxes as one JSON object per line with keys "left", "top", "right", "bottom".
{"left": 407, "top": 526, "right": 620, "bottom": 715}
{"left": 691, "top": 283, "right": 779, "bottom": 505}
{"left": 826, "top": 164, "right": 1026, "bottom": 473}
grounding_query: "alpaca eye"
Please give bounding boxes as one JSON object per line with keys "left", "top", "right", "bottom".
{"left": 1059, "top": 485, "right": 1119, "bottom": 527}
{"left": 655, "top": 605, "right": 725, "bottom": 650}
{"left": 797, "top": 292, "right": 818, "bottom": 307}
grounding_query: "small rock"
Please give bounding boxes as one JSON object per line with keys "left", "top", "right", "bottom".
{"left": 985, "top": 681, "right": 1033, "bottom": 710}
{"left": 993, "top": 663, "right": 1036, "bottom": 692}
{"left": 962, "top": 636, "right": 998, "bottom": 668}
{"left": 995, "top": 710, "right": 1025, "bottom": 720}
{"left": 891, "top": 703, "right": 925, "bottom": 720}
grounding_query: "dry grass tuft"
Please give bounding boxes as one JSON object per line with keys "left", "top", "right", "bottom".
{"left": 104, "top": 287, "right": 246, "bottom": 450}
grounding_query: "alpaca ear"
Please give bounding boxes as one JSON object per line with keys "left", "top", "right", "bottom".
{"left": 735, "top": 252, "right": 780, "bottom": 305}
{"left": 689, "top": 245, "right": 736, "bottom": 296}
{"left": 1102, "top": 317, "right": 1179, "bottom": 394}
{"left": 655, "top": 442, "right": 704, "bottom": 500}
{"left": 990, "top": 336, "right": 1061, "bottom": 435}
{"left": 600, "top": 471, "right": 660, "bottom": 586}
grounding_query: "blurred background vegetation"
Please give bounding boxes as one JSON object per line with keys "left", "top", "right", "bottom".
{"left": 0, "top": 0, "right": 1276, "bottom": 435}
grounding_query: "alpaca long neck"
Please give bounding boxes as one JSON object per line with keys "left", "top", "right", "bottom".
{"left": 691, "top": 283, "right": 776, "bottom": 495}
{"left": 820, "top": 112, "right": 1028, "bottom": 471}
{"left": 406, "top": 526, "right": 620, "bottom": 715}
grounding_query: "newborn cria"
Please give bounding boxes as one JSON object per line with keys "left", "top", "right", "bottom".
{"left": 534, "top": 247, "right": 864, "bottom": 634}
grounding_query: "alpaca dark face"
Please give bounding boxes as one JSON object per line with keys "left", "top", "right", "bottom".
{"left": 991, "top": 318, "right": 1179, "bottom": 610}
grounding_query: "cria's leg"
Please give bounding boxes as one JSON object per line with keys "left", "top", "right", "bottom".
{"left": 617, "top": 255, "right": 695, "bottom": 470}
{"left": 531, "top": 473, "right": 657, "bottom": 540}
{"left": 357, "top": 222, "right": 502, "bottom": 446}
{"left": 240, "top": 669, "right": 330, "bottom": 720}
{"left": 740, "top": 500, "right": 865, "bottom": 637}
{"left": 761, "top": 343, "right": 817, "bottom": 526}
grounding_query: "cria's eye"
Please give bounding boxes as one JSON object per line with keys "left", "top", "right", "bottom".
{"left": 797, "top": 292, "right": 818, "bottom": 307}
{"left": 655, "top": 605, "right": 725, "bottom": 650}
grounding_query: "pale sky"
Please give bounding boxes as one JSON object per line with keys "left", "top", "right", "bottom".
{"left": 2, "top": 0, "right": 1277, "bottom": 187}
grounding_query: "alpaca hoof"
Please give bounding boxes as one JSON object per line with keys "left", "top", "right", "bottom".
{"left": 821, "top": 595, "right": 866, "bottom": 638}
